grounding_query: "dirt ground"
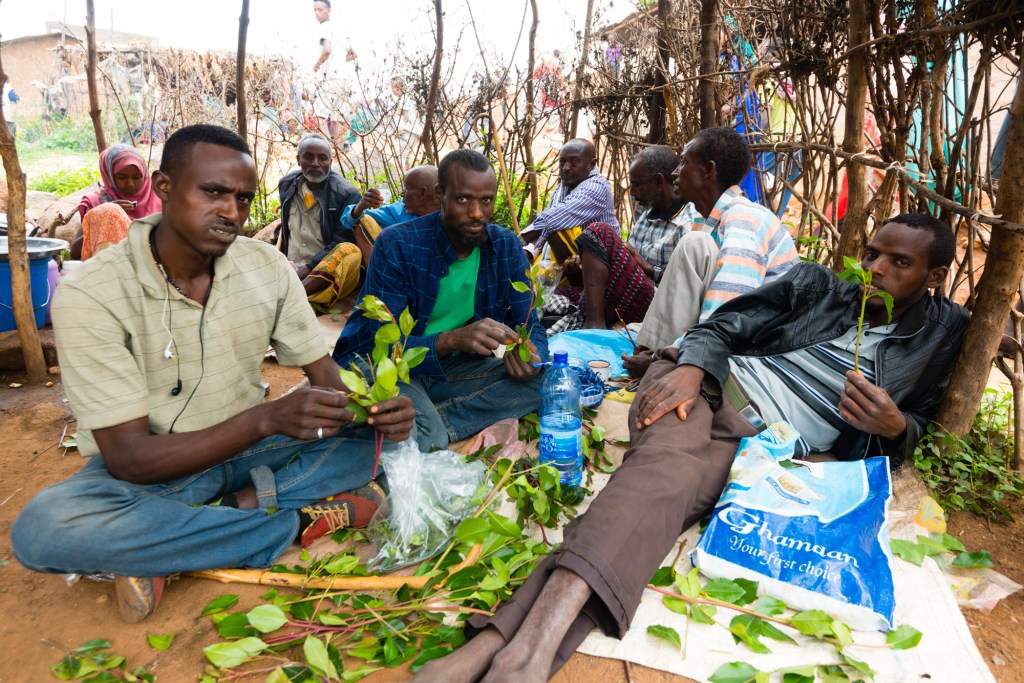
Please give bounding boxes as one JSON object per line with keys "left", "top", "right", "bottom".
{"left": 0, "top": 361, "right": 1021, "bottom": 683}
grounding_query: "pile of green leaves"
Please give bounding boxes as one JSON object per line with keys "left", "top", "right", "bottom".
{"left": 914, "top": 388, "right": 1024, "bottom": 520}
{"left": 27, "top": 167, "right": 99, "bottom": 197}
{"left": 191, "top": 454, "right": 584, "bottom": 681}
{"left": 644, "top": 567, "right": 921, "bottom": 683}
{"left": 51, "top": 639, "right": 155, "bottom": 682}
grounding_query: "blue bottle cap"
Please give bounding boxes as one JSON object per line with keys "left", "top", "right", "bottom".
{"left": 552, "top": 351, "right": 569, "bottom": 365}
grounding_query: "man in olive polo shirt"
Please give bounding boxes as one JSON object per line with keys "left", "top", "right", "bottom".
{"left": 11, "top": 125, "right": 415, "bottom": 623}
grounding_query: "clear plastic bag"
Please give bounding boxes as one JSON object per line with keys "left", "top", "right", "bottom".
{"left": 535, "top": 244, "right": 563, "bottom": 300}
{"left": 366, "top": 441, "right": 491, "bottom": 573}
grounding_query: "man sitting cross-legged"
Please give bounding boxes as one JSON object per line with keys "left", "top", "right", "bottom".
{"left": 11, "top": 125, "right": 415, "bottom": 623}
{"left": 543, "top": 145, "right": 697, "bottom": 334}
{"left": 623, "top": 127, "right": 798, "bottom": 377}
{"left": 412, "top": 213, "right": 968, "bottom": 683}
{"left": 333, "top": 149, "right": 549, "bottom": 452}
{"left": 278, "top": 133, "right": 361, "bottom": 308}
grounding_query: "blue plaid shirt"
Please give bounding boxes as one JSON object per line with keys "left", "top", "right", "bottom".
{"left": 333, "top": 211, "right": 549, "bottom": 378}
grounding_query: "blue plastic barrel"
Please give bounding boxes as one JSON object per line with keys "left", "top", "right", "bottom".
{"left": 0, "top": 258, "right": 50, "bottom": 331}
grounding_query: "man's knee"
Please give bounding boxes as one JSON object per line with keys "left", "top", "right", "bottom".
{"left": 11, "top": 485, "right": 84, "bottom": 571}
{"left": 668, "top": 230, "right": 718, "bottom": 272}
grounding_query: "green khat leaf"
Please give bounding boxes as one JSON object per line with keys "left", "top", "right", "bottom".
{"left": 201, "top": 594, "right": 240, "bottom": 616}
{"left": 790, "top": 610, "right": 833, "bottom": 639}
{"left": 339, "top": 368, "right": 369, "bottom": 396}
{"left": 403, "top": 346, "right": 427, "bottom": 369}
{"left": 940, "top": 533, "right": 966, "bottom": 552}
{"left": 709, "top": 661, "right": 763, "bottom": 683}
{"left": 203, "top": 637, "right": 266, "bottom": 668}
{"left": 886, "top": 624, "right": 923, "bottom": 650}
{"left": 703, "top": 578, "right": 749, "bottom": 605}
{"left": 375, "top": 323, "right": 401, "bottom": 345}
{"left": 399, "top": 307, "right": 416, "bottom": 336}
{"left": 646, "top": 624, "right": 682, "bottom": 650}
{"left": 754, "top": 595, "right": 787, "bottom": 616}
{"left": 146, "top": 632, "right": 175, "bottom": 651}
{"left": 890, "top": 539, "right": 926, "bottom": 566}
{"left": 952, "top": 550, "right": 993, "bottom": 568}
{"left": 649, "top": 566, "right": 676, "bottom": 587}
{"left": 246, "top": 605, "right": 288, "bottom": 633}
{"left": 304, "top": 635, "right": 339, "bottom": 679}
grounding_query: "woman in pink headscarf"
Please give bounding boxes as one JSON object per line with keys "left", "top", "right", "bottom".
{"left": 70, "top": 145, "right": 162, "bottom": 259}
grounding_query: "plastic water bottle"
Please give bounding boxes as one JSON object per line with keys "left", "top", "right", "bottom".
{"left": 539, "top": 351, "right": 583, "bottom": 486}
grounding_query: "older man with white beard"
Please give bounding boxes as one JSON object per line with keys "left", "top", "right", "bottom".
{"left": 277, "top": 133, "right": 361, "bottom": 307}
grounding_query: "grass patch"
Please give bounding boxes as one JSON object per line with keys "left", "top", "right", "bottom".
{"left": 914, "top": 387, "right": 1024, "bottom": 520}
{"left": 27, "top": 167, "right": 100, "bottom": 197}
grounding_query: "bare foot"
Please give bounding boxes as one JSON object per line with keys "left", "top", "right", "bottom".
{"left": 480, "top": 643, "right": 550, "bottom": 683}
{"left": 481, "top": 569, "right": 592, "bottom": 683}
{"left": 411, "top": 627, "right": 505, "bottom": 683}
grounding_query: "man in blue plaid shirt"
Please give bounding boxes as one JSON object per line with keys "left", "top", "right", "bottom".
{"left": 334, "top": 149, "right": 549, "bottom": 451}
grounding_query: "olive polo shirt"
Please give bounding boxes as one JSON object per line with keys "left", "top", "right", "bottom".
{"left": 53, "top": 214, "right": 326, "bottom": 457}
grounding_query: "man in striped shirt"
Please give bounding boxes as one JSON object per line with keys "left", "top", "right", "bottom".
{"left": 520, "top": 138, "right": 618, "bottom": 262}
{"left": 626, "top": 127, "right": 798, "bottom": 376}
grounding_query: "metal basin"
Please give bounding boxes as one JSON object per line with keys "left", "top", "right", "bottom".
{"left": 0, "top": 236, "right": 70, "bottom": 262}
{"left": 0, "top": 212, "right": 37, "bottom": 237}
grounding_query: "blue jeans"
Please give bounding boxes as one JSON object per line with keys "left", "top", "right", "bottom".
{"left": 400, "top": 355, "right": 543, "bottom": 452}
{"left": 11, "top": 425, "right": 394, "bottom": 577}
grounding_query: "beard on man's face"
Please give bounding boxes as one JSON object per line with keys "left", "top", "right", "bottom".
{"left": 443, "top": 219, "right": 488, "bottom": 249}
{"left": 302, "top": 166, "right": 329, "bottom": 184}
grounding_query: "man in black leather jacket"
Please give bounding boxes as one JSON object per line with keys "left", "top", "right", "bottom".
{"left": 277, "top": 134, "right": 361, "bottom": 305}
{"left": 413, "top": 213, "right": 969, "bottom": 683}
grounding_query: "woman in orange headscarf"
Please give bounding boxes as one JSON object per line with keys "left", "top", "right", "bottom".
{"left": 71, "top": 145, "right": 162, "bottom": 260}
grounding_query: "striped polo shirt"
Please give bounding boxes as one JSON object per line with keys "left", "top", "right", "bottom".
{"left": 697, "top": 186, "right": 798, "bottom": 322}
{"left": 728, "top": 323, "right": 896, "bottom": 455}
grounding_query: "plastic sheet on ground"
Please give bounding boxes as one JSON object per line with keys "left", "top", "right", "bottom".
{"left": 575, "top": 464, "right": 1000, "bottom": 683}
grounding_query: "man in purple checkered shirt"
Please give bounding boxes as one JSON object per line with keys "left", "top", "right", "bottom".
{"left": 520, "top": 139, "right": 619, "bottom": 262}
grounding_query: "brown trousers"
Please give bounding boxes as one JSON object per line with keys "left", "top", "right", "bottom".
{"left": 467, "top": 348, "right": 758, "bottom": 676}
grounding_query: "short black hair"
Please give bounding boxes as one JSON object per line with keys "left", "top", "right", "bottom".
{"left": 690, "top": 127, "right": 751, "bottom": 188}
{"left": 885, "top": 212, "right": 956, "bottom": 269}
{"left": 633, "top": 145, "right": 679, "bottom": 181}
{"left": 438, "top": 149, "right": 493, "bottom": 192}
{"left": 160, "top": 124, "right": 250, "bottom": 177}
{"left": 315, "top": 0, "right": 331, "bottom": 7}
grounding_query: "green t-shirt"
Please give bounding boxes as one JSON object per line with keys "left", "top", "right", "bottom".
{"left": 425, "top": 248, "right": 481, "bottom": 335}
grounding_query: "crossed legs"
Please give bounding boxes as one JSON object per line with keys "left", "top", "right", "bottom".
{"left": 413, "top": 350, "right": 757, "bottom": 682}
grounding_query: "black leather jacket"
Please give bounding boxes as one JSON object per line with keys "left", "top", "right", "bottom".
{"left": 677, "top": 261, "right": 970, "bottom": 466}
{"left": 278, "top": 169, "right": 360, "bottom": 270}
